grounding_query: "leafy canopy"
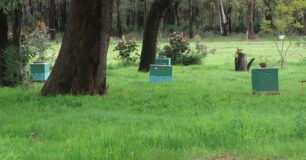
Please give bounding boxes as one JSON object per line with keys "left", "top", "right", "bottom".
{"left": 0, "top": 0, "right": 21, "bottom": 12}
{"left": 261, "top": 0, "right": 306, "bottom": 34}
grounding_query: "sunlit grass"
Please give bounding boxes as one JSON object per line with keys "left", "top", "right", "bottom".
{"left": 0, "top": 38, "right": 306, "bottom": 159}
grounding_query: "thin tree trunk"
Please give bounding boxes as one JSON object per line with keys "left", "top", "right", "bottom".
{"left": 41, "top": 0, "right": 114, "bottom": 96}
{"left": 12, "top": 4, "right": 23, "bottom": 85}
{"left": 0, "top": 9, "right": 8, "bottom": 86}
{"left": 219, "top": 0, "right": 228, "bottom": 36}
{"left": 49, "top": 0, "right": 57, "bottom": 40}
{"left": 116, "top": 0, "right": 123, "bottom": 38}
{"left": 174, "top": 1, "right": 180, "bottom": 26}
{"left": 144, "top": 0, "right": 147, "bottom": 25}
{"left": 60, "top": 0, "right": 67, "bottom": 32}
{"left": 188, "top": 0, "right": 193, "bottom": 38}
{"left": 29, "top": 0, "right": 34, "bottom": 15}
{"left": 13, "top": 5, "right": 23, "bottom": 56}
{"left": 247, "top": 0, "right": 256, "bottom": 39}
{"left": 137, "top": 0, "right": 145, "bottom": 30}
{"left": 138, "top": 0, "right": 174, "bottom": 72}
{"left": 218, "top": 0, "right": 223, "bottom": 34}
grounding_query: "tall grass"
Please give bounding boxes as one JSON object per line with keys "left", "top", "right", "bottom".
{"left": 0, "top": 39, "right": 306, "bottom": 159}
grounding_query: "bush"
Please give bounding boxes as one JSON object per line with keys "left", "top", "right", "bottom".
{"left": 161, "top": 33, "right": 215, "bottom": 65}
{"left": 114, "top": 40, "right": 139, "bottom": 64}
{"left": 2, "top": 46, "right": 23, "bottom": 85}
{"left": 162, "top": 32, "right": 191, "bottom": 64}
{"left": 1, "top": 28, "right": 50, "bottom": 86}
{"left": 26, "top": 28, "right": 51, "bottom": 62}
{"left": 179, "top": 52, "right": 203, "bottom": 65}
{"left": 194, "top": 35, "right": 216, "bottom": 57}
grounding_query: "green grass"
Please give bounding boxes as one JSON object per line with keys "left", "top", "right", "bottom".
{"left": 1, "top": 38, "right": 306, "bottom": 160}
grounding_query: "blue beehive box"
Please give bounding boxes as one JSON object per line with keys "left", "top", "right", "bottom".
{"left": 150, "top": 64, "right": 172, "bottom": 83}
{"left": 30, "top": 63, "right": 51, "bottom": 81}
{"left": 252, "top": 68, "right": 279, "bottom": 94}
{"left": 155, "top": 57, "right": 171, "bottom": 66}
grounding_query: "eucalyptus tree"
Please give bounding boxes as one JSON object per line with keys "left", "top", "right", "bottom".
{"left": 246, "top": 0, "right": 256, "bottom": 39}
{"left": 261, "top": 0, "right": 306, "bottom": 68}
{"left": 41, "top": 0, "right": 114, "bottom": 95}
{"left": 138, "top": 0, "right": 174, "bottom": 72}
{"left": 0, "top": 0, "right": 22, "bottom": 86}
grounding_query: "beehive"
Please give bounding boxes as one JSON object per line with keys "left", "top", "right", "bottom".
{"left": 30, "top": 63, "right": 51, "bottom": 81}
{"left": 155, "top": 57, "right": 171, "bottom": 66}
{"left": 252, "top": 68, "right": 279, "bottom": 94}
{"left": 150, "top": 64, "right": 173, "bottom": 83}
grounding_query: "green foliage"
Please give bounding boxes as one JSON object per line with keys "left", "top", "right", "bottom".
{"left": 2, "top": 46, "right": 23, "bottom": 85}
{"left": 259, "top": 1, "right": 306, "bottom": 68}
{"left": 162, "top": 32, "right": 191, "bottom": 64}
{"left": 114, "top": 40, "right": 139, "bottom": 64}
{"left": 261, "top": 1, "right": 306, "bottom": 34}
{"left": 178, "top": 51, "right": 203, "bottom": 65}
{"left": 0, "top": 0, "right": 21, "bottom": 12}
{"left": 1, "top": 29, "right": 49, "bottom": 86}
{"left": 26, "top": 29, "right": 51, "bottom": 62}
{"left": 162, "top": 33, "right": 213, "bottom": 65}
{"left": 195, "top": 36, "right": 216, "bottom": 58}
{"left": 1, "top": 40, "right": 306, "bottom": 159}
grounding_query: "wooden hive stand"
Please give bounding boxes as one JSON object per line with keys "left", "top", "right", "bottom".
{"left": 301, "top": 80, "right": 306, "bottom": 94}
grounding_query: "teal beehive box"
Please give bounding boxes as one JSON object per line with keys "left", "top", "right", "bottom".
{"left": 252, "top": 68, "right": 279, "bottom": 94}
{"left": 150, "top": 64, "right": 172, "bottom": 83}
{"left": 155, "top": 58, "right": 171, "bottom": 66}
{"left": 30, "top": 63, "right": 51, "bottom": 81}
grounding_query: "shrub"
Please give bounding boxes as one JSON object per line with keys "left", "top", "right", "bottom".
{"left": 162, "top": 32, "right": 191, "bottom": 64}
{"left": 161, "top": 33, "right": 215, "bottom": 65}
{"left": 2, "top": 46, "right": 23, "bottom": 85}
{"left": 27, "top": 28, "right": 51, "bottom": 62}
{"left": 179, "top": 51, "right": 203, "bottom": 65}
{"left": 114, "top": 40, "right": 139, "bottom": 64}
{"left": 194, "top": 34, "right": 216, "bottom": 57}
{"left": 2, "top": 29, "right": 50, "bottom": 86}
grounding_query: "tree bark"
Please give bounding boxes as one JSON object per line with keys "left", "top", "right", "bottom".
{"left": 188, "top": 0, "right": 193, "bottom": 38}
{"left": 174, "top": 1, "right": 180, "bottom": 26}
{"left": 164, "top": 3, "right": 176, "bottom": 25}
{"left": 41, "top": 0, "right": 114, "bottom": 96}
{"left": 219, "top": 0, "right": 228, "bottom": 36}
{"left": 10, "top": 4, "right": 23, "bottom": 85}
{"left": 247, "top": 0, "right": 256, "bottom": 39}
{"left": 29, "top": 0, "right": 34, "bottom": 15}
{"left": 137, "top": 0, "right": 145, "bottom": 30}
{"left": 49, "top": 0, "right": 57, "bottom": 40}
{"left": 116, "top": 0, "right": 123, "bottom": 38}
{"left": 13, "top": 5, "right": 23, "bottom": 55}
{"left": 138, "top": 0, "right": 174, "bottom": 72}
{"left": 0, "top": 9, "right": 8, "bottom": 86}
{"left": 59, "top": 0, "right": 67, "bottom": 32}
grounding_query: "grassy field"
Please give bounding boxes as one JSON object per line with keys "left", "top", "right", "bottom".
{"left": 1, "top": 37, "right": 306, "bottom": 160}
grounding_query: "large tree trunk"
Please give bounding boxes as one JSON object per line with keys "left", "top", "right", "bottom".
{"left": 0, "top": 9, "right": 8, "bottom": 86}
{"left": 41, "top": 0, "right": 114, "bottom": 96}
{"left": 138, "top": 0, "right": 174, "bottom": 72}
{"left": 247, "top": 0, "right": 256, "bottom": 39}
{"left": 188, "top": 0, "right": 193, "bottom": 38}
